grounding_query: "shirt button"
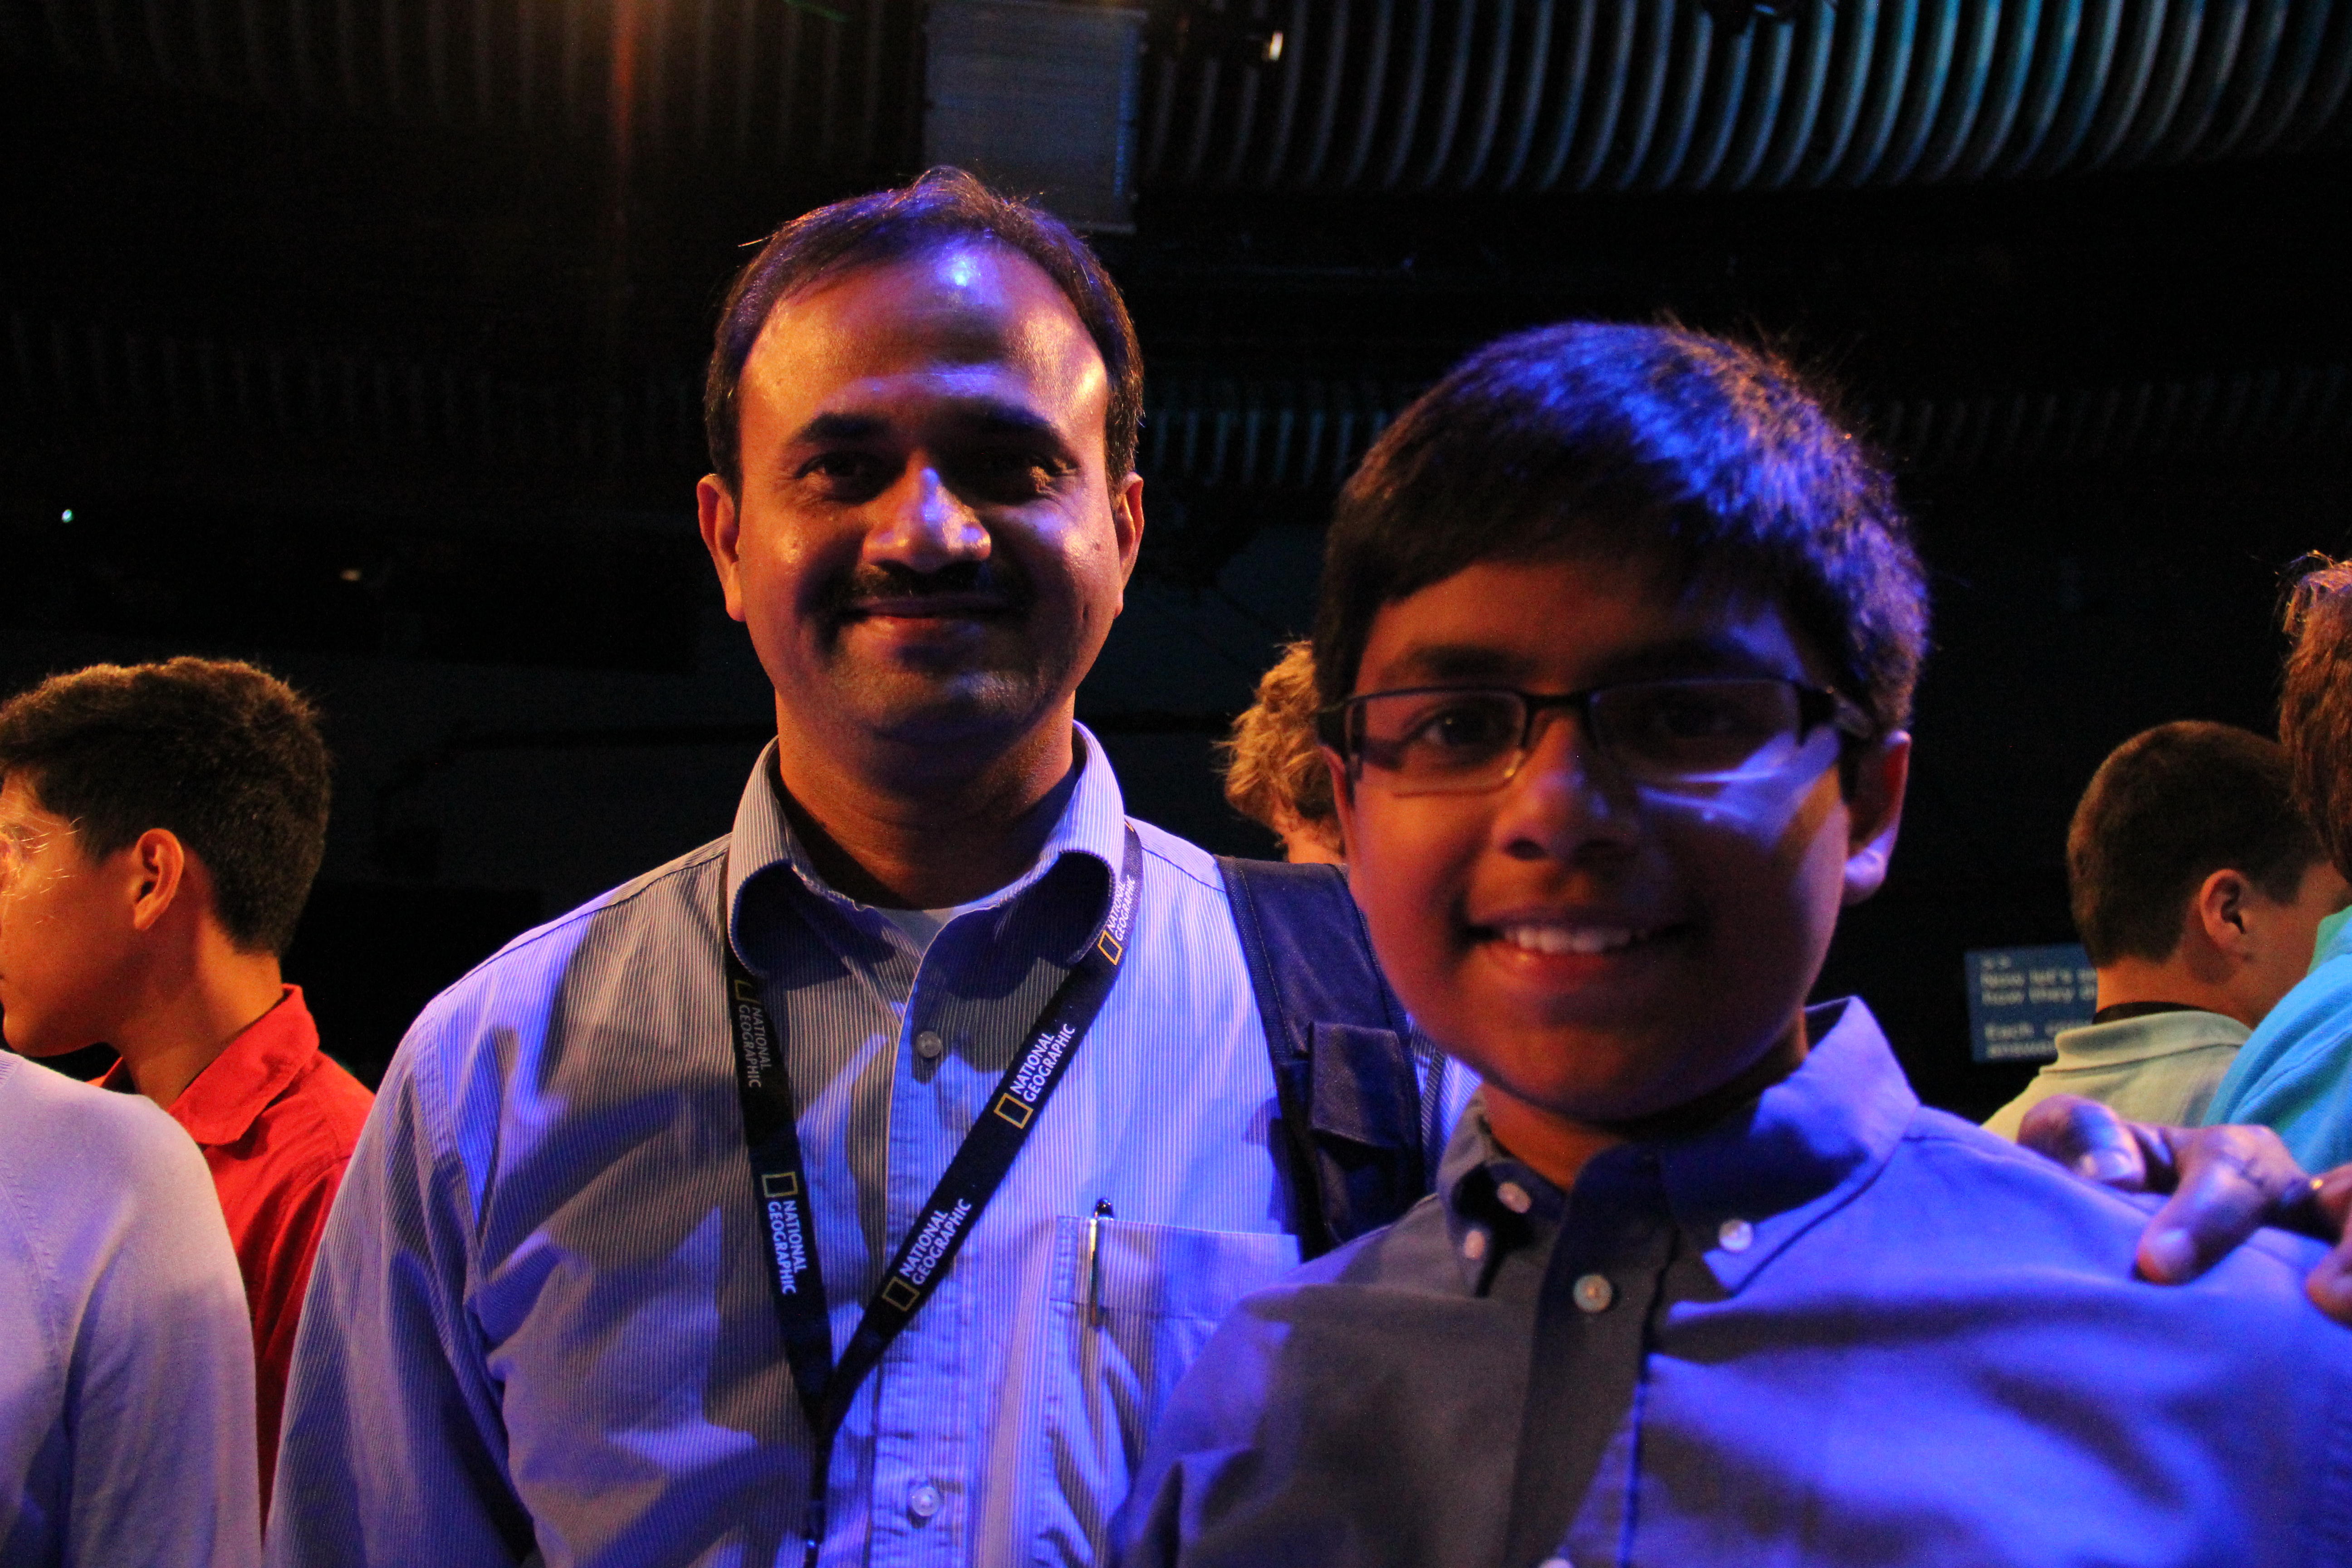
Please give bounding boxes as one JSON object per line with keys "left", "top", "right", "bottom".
{"left": 1461, "top": 1227, "right": 1489, "bottom": 1262}
{"left": 908, "top": 1482, "right": 943, "bottom": 1521}
{"left": 1718, "top": 1217, "right": 1755, "bottom": 1253}
{"left": 1573, "top": 1273, "right": 1614, "bottom": 1313}
{"left": 1495, "top": 1180, "right": 1533, "bottom": 1215}
{"left": 914, "top": 1029, "right": 945, "bottom": 1061}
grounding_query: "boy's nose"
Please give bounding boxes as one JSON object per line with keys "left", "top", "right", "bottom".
{"left": 1490, "top": 709, "right": 1639, "bottom": 858}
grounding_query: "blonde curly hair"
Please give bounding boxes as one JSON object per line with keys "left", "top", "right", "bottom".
{"left": 1219, "top": 642, "right": 1343, "bottom": 862}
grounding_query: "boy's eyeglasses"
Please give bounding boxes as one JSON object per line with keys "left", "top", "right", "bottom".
{"left": 1319, "top": 678, "right": 1877, "bottom": 797}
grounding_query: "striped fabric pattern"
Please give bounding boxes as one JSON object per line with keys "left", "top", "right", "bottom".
{"left": 270, "top": 727, "right": 1469, "bottom": 1568}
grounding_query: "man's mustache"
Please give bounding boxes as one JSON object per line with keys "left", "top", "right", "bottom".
{"left": 819, "top": 560, "right": 1033, "bottom": 619}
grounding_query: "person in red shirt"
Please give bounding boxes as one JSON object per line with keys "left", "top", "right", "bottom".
{"left": 0, "top": 656, "right": 370, "bottom": 1519}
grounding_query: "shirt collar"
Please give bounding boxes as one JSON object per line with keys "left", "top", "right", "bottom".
{"left": 1436, "top": 997, "right": 1915, "bottom": 1296}
{"left": 1439, "top": 1100, "right": 1566, "bottom": 1293}
{"left": 2051, "top": 1008, "right": 2248, "bottom": 1067}
{"left": 101, "top": 986, "right": 321, "bottom": 1147}
{"left": 725, "top": 722, "right": 1129, "bottom": 974}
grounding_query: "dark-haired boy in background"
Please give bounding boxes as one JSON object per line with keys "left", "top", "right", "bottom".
{"left": 0, "top": 657, "right": 370, "bottom": 1517}
{"left": 1115, "top": 325, "right": 2352, "bottom": 1567}
{"left": 1984, "top": 721, "right": 2346, "bottom": 1140}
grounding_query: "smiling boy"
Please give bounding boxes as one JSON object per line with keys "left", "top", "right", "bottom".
{"left": 1112, "top": 324, "right": 2352, "bottom": 1567}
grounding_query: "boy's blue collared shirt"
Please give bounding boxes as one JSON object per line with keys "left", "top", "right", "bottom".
{"left": 1116, "top": 999, "right": 2352, "bottom": 1568}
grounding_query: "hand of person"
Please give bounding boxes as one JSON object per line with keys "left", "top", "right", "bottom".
{"left": 2015, "top": 1094, "right": 2352, "bottom": 1323}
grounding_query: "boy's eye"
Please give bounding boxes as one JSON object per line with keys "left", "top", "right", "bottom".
{"left": 1623, "top": 690, "right": 1760, "bottom": 740}
{"left": 1601, "top": 681, "right": 1799, "bottom": 773}
{"left": 1359, "top": 694, "right": 1522, "bottom": 774}
{"left": 1411, "top": 700, "right": 1519, "bottom": 753}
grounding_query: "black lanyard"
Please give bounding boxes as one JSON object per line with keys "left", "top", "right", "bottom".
{"left": 725, "top": 828, "right": 1142, "bottom": 1568}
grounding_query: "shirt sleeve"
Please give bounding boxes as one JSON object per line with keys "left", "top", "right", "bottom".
{"left": 267, "top": 1030, "right": 537, "bottom": 1567}
{"left": 69, "top": 1109, "right": 264, "bottom": 1568}
{"left": 248, "top": 1151, "right": 350, "bottom": 1521}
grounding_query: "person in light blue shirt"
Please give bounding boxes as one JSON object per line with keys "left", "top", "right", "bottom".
{"left": 268, "top": 169, "right": 1468, "bottom": 1568}
{"left": 2206, "top": 560, "right": 2352, "bottom": 1165}
{"left": 1117, "top": 323, "right": 2352, "bottom": 1567}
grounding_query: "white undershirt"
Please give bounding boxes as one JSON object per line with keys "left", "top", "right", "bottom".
{"left": 878, "top": 897, "right": 995, "bottom": 958}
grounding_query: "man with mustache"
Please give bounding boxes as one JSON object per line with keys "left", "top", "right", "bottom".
{"left": 267, "top": 171, "right": 2351, "bottom": 1568}
{"left": 268, "top": 168, "right": 1460, "bottom": 1568}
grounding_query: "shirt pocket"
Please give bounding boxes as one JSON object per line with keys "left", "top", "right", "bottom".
{"left": 1030, "top": 1215, "right": 1300, "bottom": 1565}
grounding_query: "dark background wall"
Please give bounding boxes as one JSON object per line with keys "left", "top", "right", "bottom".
{"left": 4, "top": 0, "right": 2349, "bottom": 1117}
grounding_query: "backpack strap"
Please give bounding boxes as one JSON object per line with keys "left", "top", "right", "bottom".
{"left": 1217, "top": 855, "right": 1431, "bottom": 1259}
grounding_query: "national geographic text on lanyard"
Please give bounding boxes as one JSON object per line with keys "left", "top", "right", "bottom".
{"left": 725, "top": 828, "right": 1143, "bottom": 1568}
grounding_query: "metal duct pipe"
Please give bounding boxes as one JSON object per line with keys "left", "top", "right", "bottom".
{"left": 1143, "top": 0, "right": 2352, "bottom": 191}
{"left": 1138, "top": 361, "right": 2352, "bottom": 479}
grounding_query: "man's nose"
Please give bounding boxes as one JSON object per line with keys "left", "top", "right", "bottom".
{"left": 1490, "top": 707, "right": 1638, "bottom": 858}
{"left": 865, "top": 464, "right": 990, "bottom": 571}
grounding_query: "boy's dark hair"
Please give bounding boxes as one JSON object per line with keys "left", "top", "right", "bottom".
{"left": 2069, "top": 720, "right": 2323, "bottom": 966}
{"left": 0, "top": 658, "right": 331, "bottom": 956}
{"left": 2282, "top": 558, "right": 2352, "bottom": 881}
{"left": 1310, "top": 322, "right": 1928, "bottom": 740}
{"left": 704, "top": 166, "right": 1144, "bottom": 496}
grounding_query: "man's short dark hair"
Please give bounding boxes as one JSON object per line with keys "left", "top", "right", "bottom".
{"left": 1310, "top": 322, "right": 1928, "bottom": 741}
{"left": 2068, "top": 720, "right": 2322, "bottom": 966}
{"left": 704, "top": 166, "right": 1144, "bottom": 496}
{"left": 2282, "top": 559, "right": 2352, "bottom": 881}
{"left": 0, "top": 658, "right": 331, "bottom": 956}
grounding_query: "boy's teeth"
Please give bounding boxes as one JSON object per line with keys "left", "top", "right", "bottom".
{"left": 1500, "top": 924, "right": 1639, "bottom": 956}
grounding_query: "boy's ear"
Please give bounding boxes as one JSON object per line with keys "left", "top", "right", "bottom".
{"left": 2191, "top": 867, "right": 2255, "bottom": 956}
{"left": 1321, "top": 745, "right": 1357, "bottom": 862}
{"left": 1840, "top": 733, "right": 1911, "bottom": 908}
{"left": 124, "top": 828, "right": 189, "bottom": 933}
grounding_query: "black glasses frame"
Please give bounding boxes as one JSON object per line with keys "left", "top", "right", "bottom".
{"left": 1316, "top": 677, "right": 1879, "bottom": 786}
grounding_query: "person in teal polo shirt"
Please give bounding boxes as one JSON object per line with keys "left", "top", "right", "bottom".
{"left": 2206, "top": 560, "right": 2352, "bottom": 1166}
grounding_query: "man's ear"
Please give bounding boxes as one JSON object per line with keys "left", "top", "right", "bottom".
{"left": 2192, "top": 867, "right": 2256, "bottom": 957}
{"left": 124, "top": 828, "right": 188, "bottom": 933}
{"left": 1112, "top": 472, "right": 1145, "bottom": 589}
{"left": 696, "top": 474, "right": 749, "bottom": 623}
{"left": 1841, "top": 732, "right": 1911, "bottom": 908}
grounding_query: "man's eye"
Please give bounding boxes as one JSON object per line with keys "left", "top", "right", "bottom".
{"left": 795, "top": 452, "right": 895, "bottom": 493}
{"left": 952, "top": 451, "right": 1067, "bottom": 502}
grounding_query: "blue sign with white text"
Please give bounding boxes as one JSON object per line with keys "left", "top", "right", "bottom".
{"left": 1966, "top": 945, "right": 2097, "bottom": 1063}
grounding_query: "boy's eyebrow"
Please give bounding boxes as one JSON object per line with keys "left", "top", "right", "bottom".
{"left": 1586, "top": 635, "right": 1807, "bottom": 684}
{"left": 1370, "top": 634, "right": 1801, "bottom": 690}
{"left": 1371, "top": 642, "right": 1532, "bottom": 686}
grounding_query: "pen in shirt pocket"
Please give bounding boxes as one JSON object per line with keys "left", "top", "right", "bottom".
{"left": 1084, "top": 1199, "right": 1114, "bottom": 1328}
